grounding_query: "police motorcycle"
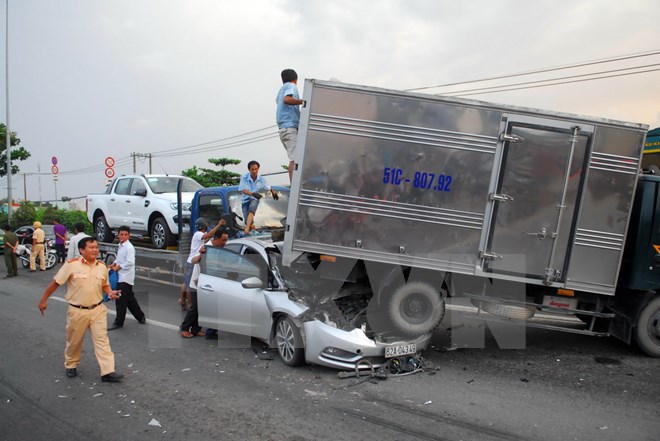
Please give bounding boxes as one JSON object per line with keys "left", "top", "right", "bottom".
{"left": 16, "top": 239, "right": 58, "bottom": 270}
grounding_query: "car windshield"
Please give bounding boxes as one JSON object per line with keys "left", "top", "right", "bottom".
{"left": 41, "top": 225, "right": 55, "bottom": 236}
{"left": 268, "top": 250, "right": 335, "bottom": 297}
{"left": 227, "top": 190, "right": 289, "bottom": 229}
{"left": 146, "top": 176, "right": 203, "bottom": 194}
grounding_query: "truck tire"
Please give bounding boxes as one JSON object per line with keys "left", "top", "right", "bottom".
{"left": 95, "top": 216, "right": 114, "bottom": 243}
{"left": 384, "top": 281, "right": 445, "bottom": 337}
{"left": 634, "top": 296, "right": 660, "bottom": 357}
{"left": 151, "top": 217, "right": 173, "bottom": 249}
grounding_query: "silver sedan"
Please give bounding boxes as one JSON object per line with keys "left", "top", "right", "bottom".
{"left": 196, "top": 238, "right": 431, "bottom": 369}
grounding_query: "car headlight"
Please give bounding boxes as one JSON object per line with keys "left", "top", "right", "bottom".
{"left": 170, "top": 203, "right": 192, "bottom": 211}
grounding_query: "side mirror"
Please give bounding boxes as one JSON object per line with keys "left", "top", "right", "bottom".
{"left": 134, "top": 189, "right": 148, "bottom": 197}
{"left": 241, "top": 277, "right": 263, "bottom": 289}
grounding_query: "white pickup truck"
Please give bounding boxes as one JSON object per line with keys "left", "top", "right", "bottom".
{"left": 86, "top": 174, "right": 203, "bottom": 249}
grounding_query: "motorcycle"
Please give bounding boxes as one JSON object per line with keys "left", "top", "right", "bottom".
{"left": 16, "top": 240, "right": 58, "bottom": 270}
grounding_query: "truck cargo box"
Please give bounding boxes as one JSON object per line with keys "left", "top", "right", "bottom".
{"left": 284, "top": 79, "right": 648, "bottom": 296}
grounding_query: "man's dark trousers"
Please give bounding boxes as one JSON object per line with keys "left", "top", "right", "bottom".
{"left": 114, "top": 282, "right": 145, "bottom": 326}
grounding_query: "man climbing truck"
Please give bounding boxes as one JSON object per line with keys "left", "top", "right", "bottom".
{"left": 278, "top": 79, "right": 659, "bottom": 356}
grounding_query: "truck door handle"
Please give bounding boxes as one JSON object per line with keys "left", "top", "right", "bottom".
{"left": 199, "top": 285, "right": 214, "bottom": 291}
{"left": 125, "top": 200, "right": 131, "bottom": 203}
{"left": 525, "top": 228, "right": 556, "bottom": 240}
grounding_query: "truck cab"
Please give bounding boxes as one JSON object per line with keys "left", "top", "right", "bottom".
{"left": 191, "top": 185, "right": 290, "bottom": 239}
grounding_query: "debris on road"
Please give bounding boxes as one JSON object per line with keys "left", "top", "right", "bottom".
{"left": 148, "top": 418, "right": 161, "bottom": 427}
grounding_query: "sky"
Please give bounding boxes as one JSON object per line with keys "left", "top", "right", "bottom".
{"left": 1, "top": 0, "right": 659, "bottom": 206}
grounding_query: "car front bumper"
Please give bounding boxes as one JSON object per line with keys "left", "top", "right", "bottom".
{"left": 302, "top": 319, "right": 431, "bottom": 370}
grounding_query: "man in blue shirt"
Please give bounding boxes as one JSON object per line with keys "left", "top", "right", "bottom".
{"left": 276, "top": 68, "right": 305, "bottom": 182}
{"left": 238, "top": 160, "right": 278, "bottom": 235}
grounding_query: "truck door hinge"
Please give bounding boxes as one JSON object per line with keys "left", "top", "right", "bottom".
{"left": 500, "top": 133, "right": 525, "bottom": 143}
{"left": 489, "top": 193, "right": 514, "bottom": 202}
{"left": 479, "top": 250, "right": 503, "bottom": 260}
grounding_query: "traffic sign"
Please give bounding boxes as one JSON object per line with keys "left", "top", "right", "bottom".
{"left": 51, "top": 165, "right": 59, "bottom": 175}
{"left": 105, "top": 156, "right": 115, "bottom": 167}
{"left": 105, "top": 168, "right": 115, "bottom": 178}
{"left": 51, "top": 156, "right": 58, "bottom": 165}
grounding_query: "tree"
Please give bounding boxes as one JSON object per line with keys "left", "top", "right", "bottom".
{"left": 12, "top": 200, "right": 37, "bottom": 227}
{"left": 0, "top": 123, "right": 31, "bottom": 177}
{"left": 182, "top": 157, "right": 242, "bottom": 187}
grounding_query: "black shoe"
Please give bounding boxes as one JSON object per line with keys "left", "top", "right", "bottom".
{"left": 205, "top": 333, "right": 218, "bottom": 340}
{"left": 29, "top": 270, "right": 36, "bottom": 272}
{"left": 138, "top": 317, "right": 146, "bottom": 324}
{"left": 101, "top": 372, "right": 124, "bottom": 382}
{"left": 66, "top": 368, "right": 77, "bottom": 378}
{"left": 108, "top": 325, "right": 122, "bottom": 331}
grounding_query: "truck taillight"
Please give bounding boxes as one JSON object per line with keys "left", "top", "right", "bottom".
{"left": 557, "top": 288, "right": 575, "bottom": 297}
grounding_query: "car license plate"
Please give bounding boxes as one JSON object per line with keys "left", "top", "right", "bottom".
{"left": 385, "top": 343, "right": 417, "bottom": 358}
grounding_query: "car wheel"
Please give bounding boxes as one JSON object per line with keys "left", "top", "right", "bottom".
{"left": 275, "top": 316, "right": 305, "bottom": 367}
{"left": 95, "top": 216, "right": 114, "bottom": 243}
{"left": 151, "top": 217, "right": 173, "bottom": 249}
{"left": 635, "top": 295, "right": 660, "bottom": 357}
{"left": 384, "top": 281, "right": 445, "bottom": 337}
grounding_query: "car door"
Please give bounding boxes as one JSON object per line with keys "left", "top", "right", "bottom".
{"left": 196, "top": 246, "right": 272, "bottom": 340}
{"left": 107, "top": 177, "right": 133, "bottom": 227}
{"left": 127, "top": 178, "right": 149, "bottom": 233}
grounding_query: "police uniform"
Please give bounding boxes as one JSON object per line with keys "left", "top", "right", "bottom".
{"left": 54, "top": 257, "right": 116, "bottom": 376}
{"left": 30, "top": 227, "right": 46, "bottom": 271}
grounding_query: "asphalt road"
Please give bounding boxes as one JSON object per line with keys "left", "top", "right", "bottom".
{"left": 1, "top": 265, "right": 658, "bottom": 441}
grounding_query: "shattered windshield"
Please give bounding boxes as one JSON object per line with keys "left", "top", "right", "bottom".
{"left": 227, "top": 190, "right": 290, "bottom": 229}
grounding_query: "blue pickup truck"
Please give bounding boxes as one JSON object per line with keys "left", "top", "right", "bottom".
{"left": 190, "top": 185, "right": 290, "bottom": 239}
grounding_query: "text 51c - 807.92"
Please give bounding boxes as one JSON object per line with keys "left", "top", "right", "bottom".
{"left": 382, "top": 167, "right": 452, "bottom": 192}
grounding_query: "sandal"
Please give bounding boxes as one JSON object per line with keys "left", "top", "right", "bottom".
{"left": 180, "top": 330, "right": 194, "bottom": 338}
{"left": 195, "top": 330, "right": 205, "bottom": 337}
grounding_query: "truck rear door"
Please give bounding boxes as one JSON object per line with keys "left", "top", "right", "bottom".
{"left": 482, "top": 116, "right": 592, "bottom": 284}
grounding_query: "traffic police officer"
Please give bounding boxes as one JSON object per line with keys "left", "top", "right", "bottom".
{"left": 38, "top": 237, "right": 124, "bottom": 382}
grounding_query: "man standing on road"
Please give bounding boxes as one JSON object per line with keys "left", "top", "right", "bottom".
{"left": 188, "top": 229, "right": 229, "bottom": 340}
{"left": 108, "top": 226, "right": 146, "bottom": 330}
{"left": 53, "top": 219, "right": 67, "bottom": 265}
{"left": 30, "top": 221, "right": 46, "bottom": 272}
{"left": 180, "top": 217, "right": 224, "bottom": 338}
{"left": 38, "top": 237, "right": 124, "bottom": 382}
{"left": 238, "top": 160, "right": 278, "bottom": 235}
{"left": 276, "top": 68, "right": 304, "bottom": 182}
{"left": 67, "top": 223, "right": 89, "bottom": 260}
{"left": 3, "top": 224, "right": 18, "bottom": 277}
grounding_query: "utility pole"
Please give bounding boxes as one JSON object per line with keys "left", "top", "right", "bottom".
{"left": 131, "top": 152, "right": 152, "bottom": 174}
{"left": 5, "top": 0, "right": 12, "bottom": 223}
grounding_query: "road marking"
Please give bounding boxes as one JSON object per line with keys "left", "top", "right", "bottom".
{"left": 50, "top": 296, "right": 180, "bottom": 331}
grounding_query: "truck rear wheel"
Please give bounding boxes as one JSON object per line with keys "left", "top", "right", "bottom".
{"left": 383, "top": 281, "right": 445, "bottom": 337}
{"left": 95, "top": 216, "right": 114, "bottom": 243}
{"left": 151, "top": 217, "right": 173, "bottom": 249}
{"left": 635, "top": 296, "right": 660, "bottom": 357}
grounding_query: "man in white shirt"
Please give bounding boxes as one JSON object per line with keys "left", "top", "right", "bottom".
{"left": 108, "top": 225, "right": 146, "bottom": 330}
{"left": 66, "top": 223, "right": 89, "bottom": 260}
{"left": 180, "top": 217, "right": 224, "bottom": 338}
{"left": 188, "top": 229, "right": 229, "bottom": 340}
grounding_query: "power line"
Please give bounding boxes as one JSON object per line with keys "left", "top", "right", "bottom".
{"left": 449, "top": 66, "right": 660, "bottom": 97}
{"left": 443, "top": 62, "right": 660, "bottom": 96}
{"left": 408, "top": 48, "right": 660, "bottom": 92}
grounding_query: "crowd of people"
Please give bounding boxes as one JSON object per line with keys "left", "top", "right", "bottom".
{"left": 15, "top": 68, "right": 304, "bottom": 383}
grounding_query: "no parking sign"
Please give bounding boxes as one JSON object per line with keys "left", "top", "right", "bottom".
{"left": 104, "top": 156, "right": 115, "bottom": 179}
